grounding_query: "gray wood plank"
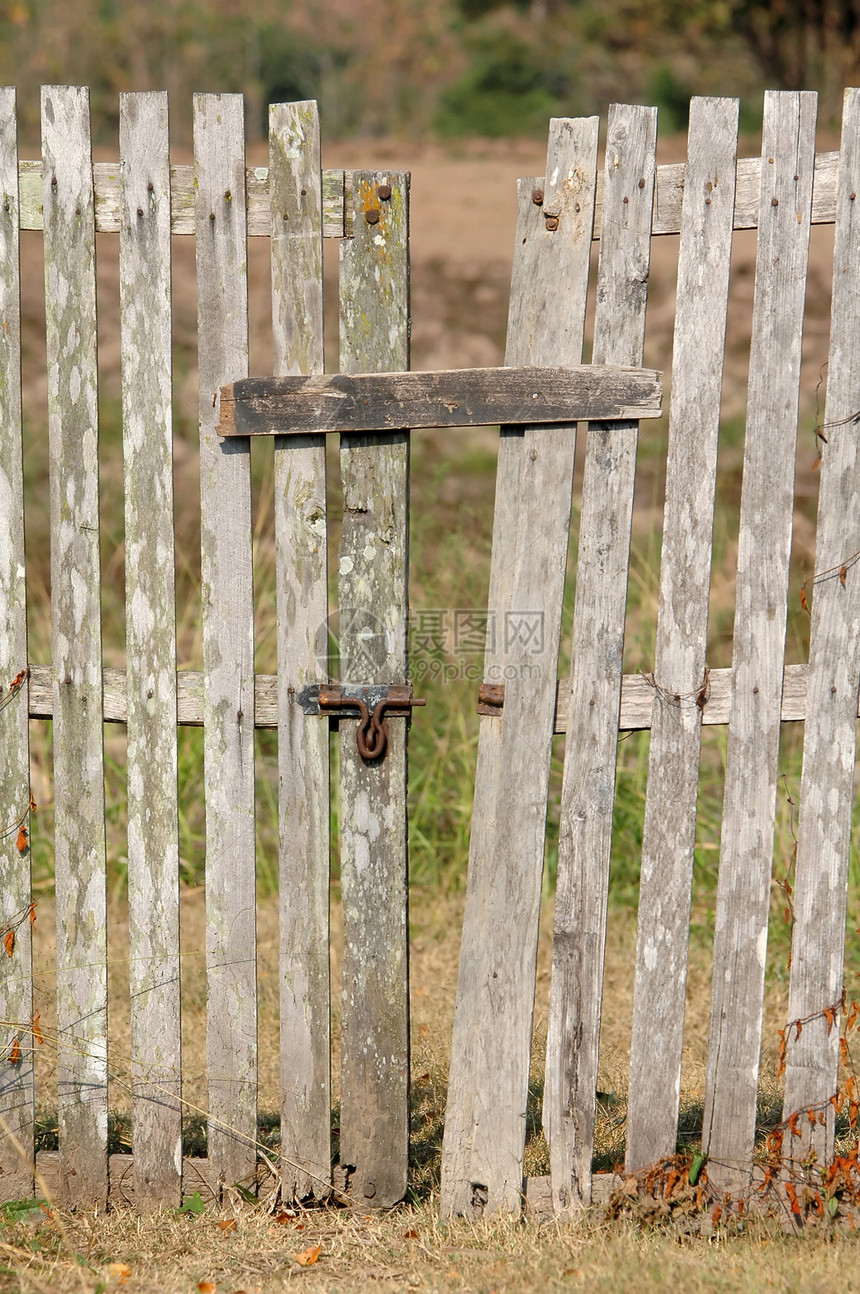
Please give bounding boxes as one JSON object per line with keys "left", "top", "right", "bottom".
{"left": 18, "top": 158, "right": 349, "bottom": 237}
{"left": 194, "top": 93, "right": 257, "bottom": 1193}
{"left": 0, "top": 86, "right": 34, "bottom": 1201}
{"left": 337, "top": 170, "right": 410, "bottom": 1209}
{"left": 219, "top": 366, "right": 662, "bottom": 436}
{"left": 269, "top": 100, "right": 331, "bottom": 1204}
{"left": 119, "top": 91, "right": 182, "bottom": 1211}
{"left": 591, "top": 149, "right": 837, "bottom": 237}
{"left": 543, "top": 103, "right": 657, "bottom": 1212}
{"left": 702, "top": 90, "right": 818, "bottom": 1197}
{"left": 781, "top": 87, "right": 860, "bottom": 1163}
{"left": 625, "top": 98, "right": 739, "bottom": 1173}
{"left": 42, "top": 84, "right": 108, "bottom": 1209}
{"left": 21, "top": 657, "right": 820, "bottom": 731}
{"left": 14, "top": 153, "right": 841, "bottom": 238}
{"left": 440, "top": 116, "right": 600, "bottom": 1220}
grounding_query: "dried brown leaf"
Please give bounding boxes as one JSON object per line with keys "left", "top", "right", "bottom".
{"left": 294, "top": 1243, "right": 321, "bottom": 1267}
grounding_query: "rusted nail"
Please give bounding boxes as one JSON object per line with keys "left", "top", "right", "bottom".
{"left": 772, "top": 197, "right": 779, "bottom": 207}
{"left": 365, "top": 207, "right": 381, "bottom": 225}
{"left": 477, "top": 682, "right": 505, "bottom": 715}
{"left": 137, "top": 206, "right": 144, "bottom": 217}
{"left": 638, "top": 178, "right": 645, "bottom": 189}
{"left": 545, "top": 215, "right": 559, "bottom": 231}
{"left": 851, "top": 192, "right": 857, "bottom": 201}
{"left": 532, "top": 187, "right": 544, "bottom": 205}
{"left": 377, "top": 183, "right": 392, "bottom": 201}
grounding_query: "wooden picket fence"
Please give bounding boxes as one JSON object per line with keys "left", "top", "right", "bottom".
{"left": 0, "top": 82, "right": 859, "bottom": 1220}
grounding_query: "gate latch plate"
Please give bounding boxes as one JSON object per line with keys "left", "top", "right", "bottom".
{"left": 296, "top": 683, "right": 425, "bottom": 762}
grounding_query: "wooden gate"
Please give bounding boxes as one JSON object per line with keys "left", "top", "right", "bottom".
{"left": 441, "top": 88, "right": 860, "bottom": 1217}
{"left": 2, "top": 83, "right": 860, "bottom": 1220}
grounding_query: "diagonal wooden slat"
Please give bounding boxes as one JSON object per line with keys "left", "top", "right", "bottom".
{"left": 625, "top": 97, "right": 739, "bottom": 1173}
{"left": 269, "top": 100, "right": 331, "bottom": 1204}
{"left": 543, "top": 102, "right": 657, "bottom": 1212}
{"left": 440, "top": 116, "right": 600, "bottom": 1220}
{"left": 702, "top": 89, "right": 818, "bottom": 1197}
{"left": 194, "top": 93, "right": 258, "bottom": 1193}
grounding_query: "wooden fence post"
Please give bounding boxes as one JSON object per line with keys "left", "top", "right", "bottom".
{"left": 120, "top": 90, "right": 183, "bottom": 1211}
{"left": 269, "top": 100, "right": 332, "bottom": 1203}
{"left": 42, "top": 83, "right": 109, "bottom": 1209}
{"left": 781, "top": 86, "right": 860, "bottom": 1163}
{"left": 702, "top": 89, "right": 818, "bottom": 1196}
{"left": 624, "top": 97, "right": 739, "bottom": 1173}
{"left": 337, "top": 170, "right": 411, "bottom": 1208}
{"left": 0, "top": 85, "right": 34, "bottom": 1200}
{"left": 543, "top": 102, "right": 657, "bottom": 1211}
{"left": 441, "top": 116, "right": 599, "bottom": 1218}
{"left": 194, "top": 92, "right": 258, "bottom": 1193}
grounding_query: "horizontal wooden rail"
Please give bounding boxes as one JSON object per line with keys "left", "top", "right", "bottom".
{"left": 555, "top": 660, "right": 811, "bottom": 731}
{"left": 18, "top": 162, "right": 352, "bottom": 237}
{"left": 26, "top": 660, "right": 818, "bottom": 731}
{"left": 565, "top": 149, "right": 839, "bottom": 236}
{"left": 219, "top": 365, "right": 663, "bottom": 437}
{"left": 15, "top": 150, "right": 841, "bottom": 240}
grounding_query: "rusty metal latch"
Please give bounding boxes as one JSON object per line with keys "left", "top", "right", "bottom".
{"left": 477, "top": 682, "right": 505, "bottom": 715}
{"left": 296, "top": 683, "right": 425, "bottom": 762}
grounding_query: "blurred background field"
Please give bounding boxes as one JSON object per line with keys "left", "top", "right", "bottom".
{"left": 3, "top": 0, "right": 860, "bottom": 150}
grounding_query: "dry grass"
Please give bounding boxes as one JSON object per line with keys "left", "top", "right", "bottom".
{"left": 2, "top": 1175, "right": 860, "bottom": 1293}
{"left": 5, "top": 889, "right": 853, "bottom": 1292}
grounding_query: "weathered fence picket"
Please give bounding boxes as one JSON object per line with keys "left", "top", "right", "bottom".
{"left": 625, "top": 96, "right": 739, "bottom": 1174}
{"left": 543, "top": 102, "right": 657, "bottom": 1212}
{"left": 781, "top": 85, "right": 860, "bottom": 1166}
{"left": 2, "top": 81, "right": 860, "bottom": 1221}
{"left": 702, "top": 90, "right": 818, "bottom": 1196}
{"left": 0, "top": 85, "right": 32, "bottom": 1201}
{"left": 194, "top": 93, "right": 258, "bottom": 1194}
{"left": 119, "top": 90, "right": 183, "bottom": 1211}
{"left": 269, "top": 100, "right": 331, "bottom": 1204}
{"left": 440, "top": 116, "right": 600, "bottom": 1219}
{"left": 43, "top": 84, "right": 109, "bottom": 1209}
{"left": 336, "top": 170, "right": 411, "bottom": 1209}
